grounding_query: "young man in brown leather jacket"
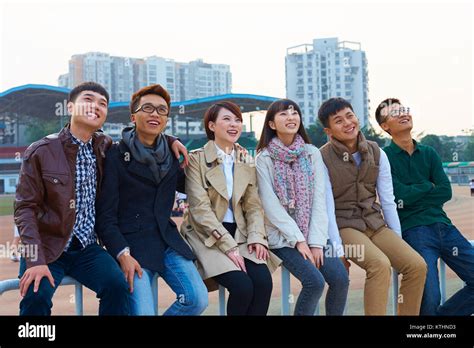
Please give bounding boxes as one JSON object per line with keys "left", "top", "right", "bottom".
{"left": 14, "top": 82, "right": 131, "bottom": 315}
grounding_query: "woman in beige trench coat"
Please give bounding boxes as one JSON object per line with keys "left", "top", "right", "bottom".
{"left": 180, "top": 101, "right": 280, "bottom": 315}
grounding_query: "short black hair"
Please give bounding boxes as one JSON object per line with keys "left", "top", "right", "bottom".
{"left": 375, "top": 98, "right": 401, "bottom": 126}
{"left": 68, "top": 81, "right": 109, "bottom": 104}
{"left": 317, "top": 97, "right": 354, "bottom": 128}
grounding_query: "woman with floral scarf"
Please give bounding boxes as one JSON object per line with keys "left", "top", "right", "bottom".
{"left": 255, "top": 99, "right": 349, "bottom": 315}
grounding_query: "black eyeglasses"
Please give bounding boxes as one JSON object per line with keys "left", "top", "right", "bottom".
{"left": 389, "top": 106, "right": 410, "bottom": 118}
{"left": 134, "top": 103, "right": 169, "bottom": 116}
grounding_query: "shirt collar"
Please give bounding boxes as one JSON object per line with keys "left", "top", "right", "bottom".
{"left": 70, "top": 133, "right": 93, "bottom": 149}
{"left": 389, "top": 139, "right": 419, "bottom": 154}
{"left": 215, "top": 143, "right": 235, "bottom": 162}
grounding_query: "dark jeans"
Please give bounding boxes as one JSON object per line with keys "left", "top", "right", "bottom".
{"left": 272, "top": 244, "right": 349, "bottom": 316}
{"left": 213, "top": 223, "right": 273, "bottom": 315}
{"left": 19, "top": 239, "right": 130, "bottom": 316}
{"left": 403, "top": 222, "right": 474, "bottom": 315}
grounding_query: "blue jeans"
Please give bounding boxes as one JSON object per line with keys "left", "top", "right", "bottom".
{"left": 403, "top": 223, "right": 474, "bottom": 315}
{"left": 130, "top": 247, "right": 208, "bottom": 315}
{"left": 272, "top": 243, "right": 349, "bottom": 316}
{"left": 19, "top": 243, "right": 130, "bottom": 315}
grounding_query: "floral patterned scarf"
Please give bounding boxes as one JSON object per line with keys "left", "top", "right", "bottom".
{"left": 267, "top": 134, "right": 314, "bottom": 241}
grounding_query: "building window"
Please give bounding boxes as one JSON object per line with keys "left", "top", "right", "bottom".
{"left": 9, "top": 178, "right": 16, "bottom": 187}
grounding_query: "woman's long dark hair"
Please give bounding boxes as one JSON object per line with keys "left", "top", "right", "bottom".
{"left": 256, "top": 99, "right": 311, "bottom": 153}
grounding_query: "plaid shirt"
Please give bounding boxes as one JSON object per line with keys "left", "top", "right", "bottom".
{"left": 65, "top": 134, "right": 98, "bottom": 250}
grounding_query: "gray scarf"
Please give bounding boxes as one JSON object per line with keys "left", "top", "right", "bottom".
{"left": 122, "top": 126, "right": 173, "bottom": 185}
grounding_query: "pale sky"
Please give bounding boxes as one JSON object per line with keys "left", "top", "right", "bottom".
{"left": 1, "top": 0, "right": 472, "bottom": 136}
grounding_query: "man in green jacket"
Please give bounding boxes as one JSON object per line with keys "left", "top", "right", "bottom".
{"left": 376, "top": 98, "right": 474, "bottom": 315}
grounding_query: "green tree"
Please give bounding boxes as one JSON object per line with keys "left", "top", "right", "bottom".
{"left": 419, "top": 134, "right": 459, "bottom": 162}
{"left": 306, "top": 123, "right": 328, "bottom": 148}
{"left": 419, "top": 134, "right": 443, "bottom": 157}
{"left": 25, "top": 118, "right": 61, "bottom": 143}
{"left": 463, "top": 139, "right": 474, "bottom": 161}
{"left": 442, "top": 138, "right": 458, "bottom": 162}
{"left": 361, "top": 124, "right": 388, "bottom": 147}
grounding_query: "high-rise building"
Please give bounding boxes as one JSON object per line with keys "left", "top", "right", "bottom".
{"left": 145, "top": 56, "right": 178, "bottom": 101}
{"left": 180, "top": 59, "right": 232, "bottom": 100}
{"left": 286, "top": 38, "right": 369, "bottom": 128}
{"left": 59, "top": 52, "right": 232, "bottom": 102}
{"left": 110, "top": 56, "right": 135, "bottom": 103}
{"left": 61, "top": 52, "right": 113, "bottom": 97}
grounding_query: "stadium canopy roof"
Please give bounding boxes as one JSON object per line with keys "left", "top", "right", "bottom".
{"left": 0, "top": 84, "right": 278, "bottom": 123}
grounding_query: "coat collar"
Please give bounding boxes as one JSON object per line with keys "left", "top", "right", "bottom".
{"left": 329, "top": 131, "right": 369, "bottom": 159}
{"left": 203, "top": 140, "right": 251, "bottom": 165}
{"left": 202, "top": 140, "right": 254, "bottom": 205}
{"left": 388, "top": 138, "right": 419, "bottom": 155}
{"left": 328, "top": 131, "right": 374, "bottom": 178}
{"left": 58, "top": 123, "right": 110, "bottom": 158}
{"left": 204, "top": 140, "right": 219, "bottom": 163}
{"left": 118, "top": 140, "right": 178, "bottom": 186}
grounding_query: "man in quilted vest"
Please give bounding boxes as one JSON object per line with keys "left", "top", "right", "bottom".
{"left": 317, "top": 97, "right": 427, "bottom": 315}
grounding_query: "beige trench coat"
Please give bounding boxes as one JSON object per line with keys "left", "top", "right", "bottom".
{"left": 180, "top": 141, "right": 280, "bottom": 291}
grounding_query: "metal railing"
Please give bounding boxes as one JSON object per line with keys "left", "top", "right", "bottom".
{"left": 390, "top": 240, "right": 474, "bottom": 315}
{"left": 1, "top": 240, "right": 472, "bottom": 315}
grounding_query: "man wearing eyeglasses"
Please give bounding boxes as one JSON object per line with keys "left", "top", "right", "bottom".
{"left": 95, "top": 84, "right": 208, "bottom": 315}
{"left": 376, "top": 98, "right": 474, "bottom": 316}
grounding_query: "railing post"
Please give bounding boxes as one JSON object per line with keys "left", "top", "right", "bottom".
{"left": 281, "top": 267, "right": 290, "bottom": 315}
{"left": 392, "top": 269, "right": 398, "bottom": 315}
{"left": 218, "top": 285, "right": 226, "bottom": 316}
{"left": 439, "top": 259, "right": 447, "bottom": 305}
{"left": 74, "top": 282, "right": 83, "bottom": 315}
{"left": 152, "top": 273, "right": 159, "bottom": 315}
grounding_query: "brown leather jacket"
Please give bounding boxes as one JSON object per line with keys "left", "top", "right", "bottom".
{"left": 14, "top": 125, "right": 177, "bottom": 268}
{"left": 14, "top": 125, "right": 112, "bottom": 268}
